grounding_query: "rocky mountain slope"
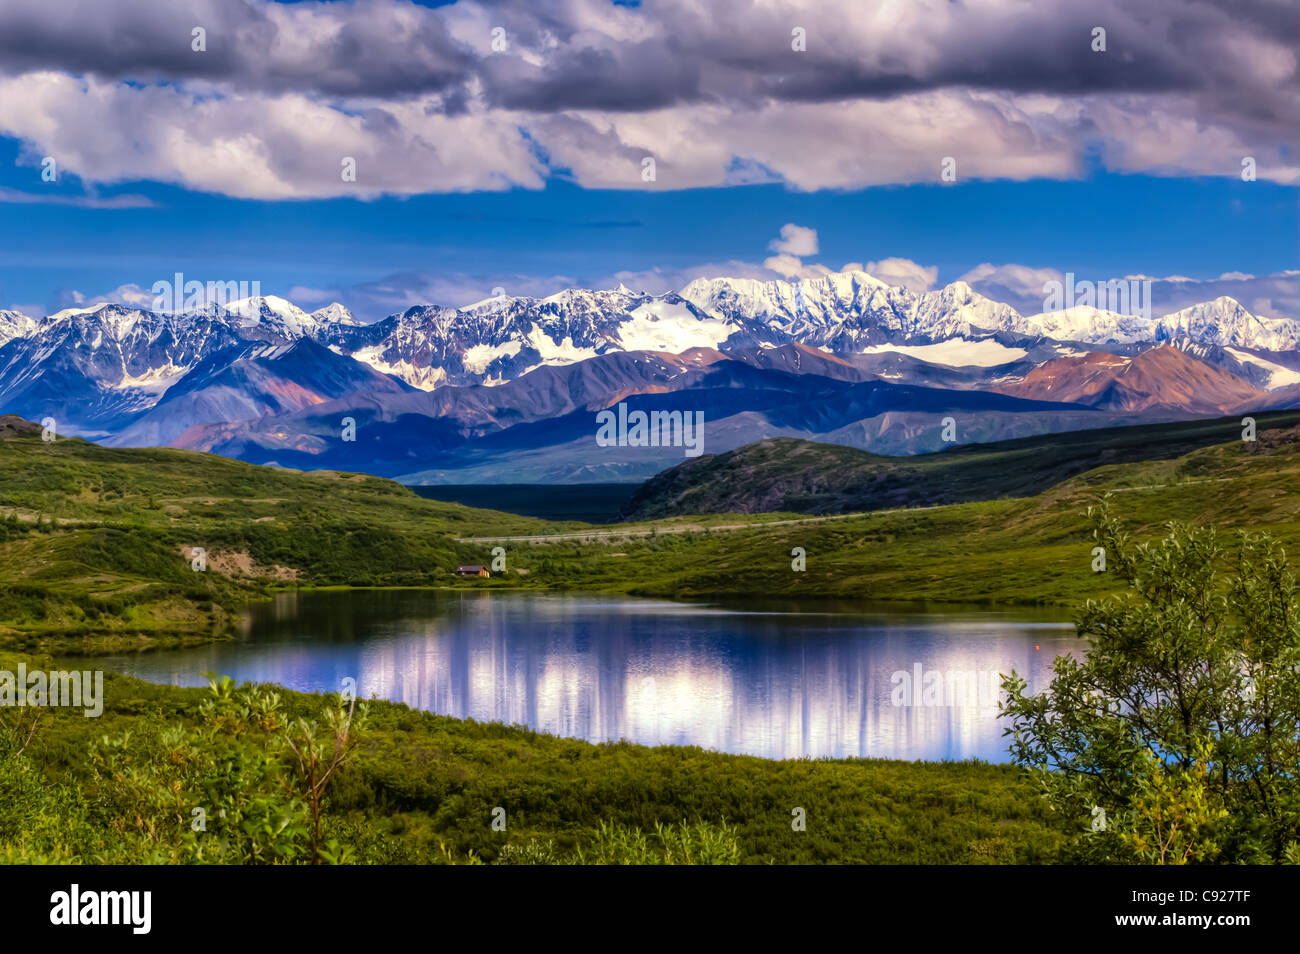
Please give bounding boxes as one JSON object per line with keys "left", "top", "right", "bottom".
{"left": 993, "top": 345, "right": 1274, "bottom": 415}
{"left": 0, "top": 273, "right": 1293, "bottom": 479}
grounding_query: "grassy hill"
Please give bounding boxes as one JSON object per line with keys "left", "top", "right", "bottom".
{"left": 521, "top": 416, "right": 1300, "bottom": 606}
{"left": 0, "top": 415, "right": 560, "bottom": 650}
{"left": 621, "top": 411, "right": 1300, "bottom": 519}
{"left": 2, "top": 416, "right": 1297, "bottom": 865}
{"left": 2, "top": 413, "right": 1297, "bottom": 649}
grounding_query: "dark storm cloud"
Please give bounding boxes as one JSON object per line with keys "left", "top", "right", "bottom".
{"left": 0, "top": 0, "right": 1292, "bottom": 120}
{"left": 0, "top": 0, "right": 475, "bottom": 99}
{"left": 463, "top": 0, "right": 1298, "bottom": 148}
{"left": 480, "top": 41, "right": 704, "bottom": 112}
{"left": 0, "top": 0, "right": 1293, "bottom": 196}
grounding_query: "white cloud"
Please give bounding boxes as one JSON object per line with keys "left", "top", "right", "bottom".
{"left": 758, "top": 223, "right": 832, "bottom": 279}
{"left": 959, "top": 262, "right": 1067, "bottom": 312}
{"left": 768, "top": 224, "right": 819, "bottom": 257}
{"left": 6, "top": 302, "right": 47, "bottom": 318}
{"left": 0, "top": 73, "right": 547, "bottom": 200}
{"left": 0, "top": 0, "right": 1293, "bottom": 200}
{"left": 860, "top": 258, "right": 938, "bottom": 294}
{"left": 0, "top": 186, "right": 154, "bottom": 208}
{"left": 61, "top": 283, "right": 155, "bottom": 309}
{"left": 602, "top": 260, "right": 781, "bottom": 297}
{"left": 287, "top": 286, "right": 341, "bottom": 304}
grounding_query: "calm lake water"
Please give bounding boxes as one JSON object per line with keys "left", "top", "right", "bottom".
{"left": 91, "top": 590, "right": 1085, "bottom": 763}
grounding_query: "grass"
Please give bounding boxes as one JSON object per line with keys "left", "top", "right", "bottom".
{"left": 1, "top": 416, "right": 1295, "bottom": 864}
{"left": 4, "top": 653, "right": 1066, "bottom": 864}
{"left": 0, "top": 430, "right": 562, "bottom": 649}
{"left": 498, "top": 419, "right": 1300, "bottom": 606}
{"left": 2, "top": 416, "right": 1297, "bottom": 650}
{"left": 622, "top": 411, "right": 1300, "bottom": 518}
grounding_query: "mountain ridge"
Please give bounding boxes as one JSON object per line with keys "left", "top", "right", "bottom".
{"left": 619, "top": 411, "right": 1300, "bottom": 520}
{"left": 1, "top": 272, "right": 1294, "bottom": 479}
{"left": 3, "top": 273, "right": 1294, "bottom": 401}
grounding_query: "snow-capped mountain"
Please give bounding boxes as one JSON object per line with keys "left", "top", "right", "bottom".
{"left": 224, "top": 295, "right": 363, "bottom": 340}
{"left": 683, "top": 273, "right": 1298, "bottom": 352}
{"left": 309, "top": 302, "right": 360, "bottom": 326}
{"left": 1010, "top": 305, "right": 1159, "bottom": 345}
{"left": 0, "top": 303, "right": 245, "bottom": 430}
{"left": 680, "top": 273, "right": 1024, "bottom": 345}
{"left": 0, "top": 297, "right": 359, "bottom": 432}
{"left": 0, "top": 273, "right": 1293, "bottom": 445}
{"left": 1156, "top": 297, "right": 1297, "bottom": 351}
{"left": 105, "top": 338, "right": 415, "bottom": 448}
{"left": 315, "top": 288, "right": 731, "bottom": 390}
{"left": 1011, "top": 297, "right": 1298, "bottom": 351}
{"left": 0, "top": 309, "right": 39, "bottom": 347}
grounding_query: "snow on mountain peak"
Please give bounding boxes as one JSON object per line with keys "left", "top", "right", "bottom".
{"left": 459, "top": 291, "right": 516, "bottom": 313}
{"left": 1016, "top": 304, "right": 1155, "bottom": 345}
{"left": 47, "top": 302, "right": 112, "bottom": 323}
{"left": 3, "top": 275, "right": 1293, "bottom": 410}
{"left": 224, "top": 295, "right": 318, "bottom": 337}
{"left": 0, "top": 309, "right": 40, "bottom": 346}
{"left": 227, "top": 294, "right": 304, "bottom": 318}
{"left": 309, "top": 302, "right": 359, "bottom": 326}
{"left": 1157, "top": 296, "right": 1298, "bottom": 350}
{"left": 616, "top": 300, "right": 738, "bottom": 353}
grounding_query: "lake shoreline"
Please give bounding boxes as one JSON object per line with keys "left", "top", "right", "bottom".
{"left": 19, "top": 581, "right": 1078, "bottom": 657}
{"left": 6, "top": 645, "right": 1067, "bottom": 863}
{"left": 73, "top": 589, "right": 1084, "bottom": 763}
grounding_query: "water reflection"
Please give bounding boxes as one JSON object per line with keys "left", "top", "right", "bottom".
{"left": 92, "top": 590, "right": 1084, "bottom": 762}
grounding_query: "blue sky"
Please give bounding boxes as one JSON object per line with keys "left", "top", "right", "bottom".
{"left": 0, "top": 0, "right": 1295, "bottom": 320}
{"left": 2, "top": 162, "right": 1295, "bottom": 317}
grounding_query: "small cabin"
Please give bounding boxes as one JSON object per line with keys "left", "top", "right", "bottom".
{"left": 456, "top": 565, "right": 490, "bottom": 578}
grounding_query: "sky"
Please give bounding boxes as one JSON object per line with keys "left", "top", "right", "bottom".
{"left": 0, "top": 0, "right": 1295, "bottom": 322}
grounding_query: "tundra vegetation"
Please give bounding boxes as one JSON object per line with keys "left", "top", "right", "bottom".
{"left": 1, "top": 414, "right": 1297, "bottom": 654}
{"left": 1003, "top": 500, "right": 1300, "bottom": 864}
{"left": 0, "top": 417, "right": 1295, "bottom": 863}
{"left": 2, "top": 502, "right": 1294, "bottom": 864}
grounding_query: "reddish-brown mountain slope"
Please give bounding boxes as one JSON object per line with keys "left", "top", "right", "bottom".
{"left": 995, "top": 345, "right": 1269, "bottom": 414}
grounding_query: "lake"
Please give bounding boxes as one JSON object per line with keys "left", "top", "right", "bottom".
{"left": 91, "top": 590, "right": 1085, "bottom": 763}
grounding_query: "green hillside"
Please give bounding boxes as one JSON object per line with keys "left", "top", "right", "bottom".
{"left": 622, "top": 411, "right": 1300, "bottom": 519}
{"left": 507, "top": 417, "right": 1300, "bottom": 606}
{"left": 2, "top": 413, "right": 1297, "bottom": 650}
{"left": 2, "top": 416, "right": 1296, "bottom": 865}
{"left": 0, "top": 416, "right": 556, "bottom": 650}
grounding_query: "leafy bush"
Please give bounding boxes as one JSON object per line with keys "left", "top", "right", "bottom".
{"left": 1002, "top": 499, "right": 1300, "bottom": 864}
{"left": 573, "top": 820, "right": 742, "bottom": 865}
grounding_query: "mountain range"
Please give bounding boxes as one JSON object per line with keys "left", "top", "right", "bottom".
{"left": 0, "top": 273, "right": 1295, "bottom": 483}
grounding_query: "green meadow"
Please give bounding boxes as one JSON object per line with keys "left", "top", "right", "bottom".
{"left": 1, "top": 654, "right": 1063, "bottom": 865}
{"left": 0, "top": 414, "right": 1296, "bottom": 864}
{"left": 1, "top": 412, "right": 1296, "bottom": 653}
